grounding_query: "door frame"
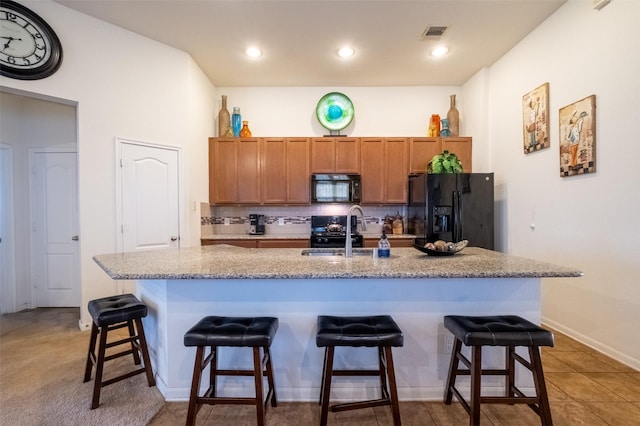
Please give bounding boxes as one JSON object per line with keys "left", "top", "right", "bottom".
{"left": 0, "top": 144, "right": 16, "bottom": 313}
{"left": 114, "top": 137, "right": 183, "bottom": 253}
{"left": 28, "top": 147, "right": 80, "bottom": 308}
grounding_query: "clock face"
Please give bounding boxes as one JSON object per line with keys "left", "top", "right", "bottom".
{"left": 0, "top": 0, "right": 62, "bottom": 80}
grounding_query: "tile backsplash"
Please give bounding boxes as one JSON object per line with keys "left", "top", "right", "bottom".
{"left": 201, "top": 204, "right": 407, "bottom": 237}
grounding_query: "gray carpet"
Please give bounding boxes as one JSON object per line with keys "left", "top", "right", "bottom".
{"left": 0, "top": 308, "right": 164, "bottom": 426}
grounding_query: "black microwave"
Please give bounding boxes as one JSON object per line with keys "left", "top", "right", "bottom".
{"left": 311, "top": 174, "right": 361, "bottom": 203}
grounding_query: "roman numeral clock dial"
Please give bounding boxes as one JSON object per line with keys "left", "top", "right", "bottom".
{"left": 0, "top": 0, "right": 62, "bottom": 80}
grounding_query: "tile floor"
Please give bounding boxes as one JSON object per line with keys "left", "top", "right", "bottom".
{"left": 150, "top": 328, "right": 640, "bottom": 425}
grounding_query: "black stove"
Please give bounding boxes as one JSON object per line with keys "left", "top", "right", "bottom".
{"left": 310, "top": 215, "right": 364, "bottom": 248}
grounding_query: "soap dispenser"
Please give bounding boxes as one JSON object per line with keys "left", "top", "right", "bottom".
{"left": 378, "top": 231, "right": 391, "bottom": 257}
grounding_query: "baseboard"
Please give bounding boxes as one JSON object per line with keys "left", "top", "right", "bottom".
{"left": 543, "top": 317, "right": 640, "bottom": 371}
{"left": 78, "top": 319, "right": 91, "bottom": 331}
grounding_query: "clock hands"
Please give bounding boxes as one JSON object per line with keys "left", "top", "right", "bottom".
{"left": 1, "top": 36, "right": 22, "bottom": 50}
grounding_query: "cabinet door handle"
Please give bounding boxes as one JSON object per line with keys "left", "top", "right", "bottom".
{"left": 170, "top": 236, "right": 178, "bottom": 241}
{"left": 72, "top": 235, "right": 79, "bottom": 241}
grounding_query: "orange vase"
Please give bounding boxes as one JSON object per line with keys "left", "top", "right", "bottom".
{"left": 240, "top": 121, "right": 252, "bottom": 137}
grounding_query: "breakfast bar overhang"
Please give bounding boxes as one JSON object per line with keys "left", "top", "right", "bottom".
{"left": 93, "top": 245, "right": 582, "bottom": 401}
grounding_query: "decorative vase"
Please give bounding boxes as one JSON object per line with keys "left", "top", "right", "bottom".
{"left": 447, "top": 94, "right": 460, "bottom": 137}
{"left": 240, "top": 121, "right": 252, "bottom": 137}
{"left": 428, "top": 114, "right": 441, "bottom": 137}
{"left": 218, "top": 95, "right": 230, "bottom": 137}
{"left": 232, "top": 107, "right": 242, "bottom": 137}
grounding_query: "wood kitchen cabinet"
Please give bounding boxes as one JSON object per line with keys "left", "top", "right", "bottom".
{"left": 442, "top": 137, "right": 472, "bottom": 173}
{"left": 209, "top": 137, "right": 261, "bottom": 204}
{"left": 261, "top": 137, "right": 310, "bottom": 205}
{"left": 310, "top": 137, "right": 359, "bottom": 173}
{"left": 364, "top": 236, "right": 414, "bottom": 248}
{"left": 201, "top": 238, "right": 309, "bottom": 248}
{"left": 409, "top": 137, "right": 473, "bottom": 173}
{"left": 210, "top": 137, "right": 309, "bottom": 205}
{"left": 360, "top": 137, "right": 409, "bottom": 204}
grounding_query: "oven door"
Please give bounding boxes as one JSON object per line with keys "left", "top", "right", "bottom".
{"left": 310, "top": 235, "right": 363, "bottom": 248}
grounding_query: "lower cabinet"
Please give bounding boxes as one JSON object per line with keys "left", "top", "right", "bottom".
{"left": 257, "top": 239, "right": 309, "bottom": 248}
{"left": 364, "top": 237, "right": 415, "bottom": 248}
{"left": 201, "top": 239, "right": 309, "bottom": 248}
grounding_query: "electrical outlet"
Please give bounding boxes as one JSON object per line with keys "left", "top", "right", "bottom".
{"left": 278, "top": 218, "right": 285, "bottom": 226}
{"left": 224, "top": 217, "right": 230, "bottom": 226}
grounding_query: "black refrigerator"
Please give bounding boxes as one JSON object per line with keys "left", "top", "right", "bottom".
{"left": 407, "top": 173, "right": 494, "bottom": 249}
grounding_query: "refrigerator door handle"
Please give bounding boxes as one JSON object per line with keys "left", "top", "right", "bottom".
{"left": 453, "top": 190, "right": 462, "bottom": 242}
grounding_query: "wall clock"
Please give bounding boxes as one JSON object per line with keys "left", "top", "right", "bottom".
{"left": 0, "top": 0, "right": 63, "bottom": 80}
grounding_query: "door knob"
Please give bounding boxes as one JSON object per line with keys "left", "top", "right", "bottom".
{"left": 72, "top": 235, "right": 79, "bottom": 241}
{"left": 170, "top": 236, "right": 178, "bottom": 241}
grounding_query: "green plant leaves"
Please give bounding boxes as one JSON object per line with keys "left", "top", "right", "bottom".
{"left": 428, "top": 150, "right": 463, "bottom": 173}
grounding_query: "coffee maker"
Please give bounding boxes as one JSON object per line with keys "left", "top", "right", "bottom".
{"left": 249, "top": 214, "right": 265, "bottom": 235}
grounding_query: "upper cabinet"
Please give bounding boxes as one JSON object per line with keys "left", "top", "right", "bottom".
{"left": 442, "top": 137, "right": 472, "bottom": 173}
{"left": 209, "top": 136, "right": 471, "bottom": 206}
{"left": 409, "top": 137, "right": 472, "bottom": 173}
{"left": 210, "top": 137, "right": 309, "bottom": 205}
{"left": 310, "top": 137, "right": 359, "bottom": 173}
{"left": 262, "top": 137, "right": 310, "bottom": 205}
{"left": 360, "top": 138, "right": 409, "bottom": 205}
{"left": 209, "top": 137, "right": 260, "bottom": 204}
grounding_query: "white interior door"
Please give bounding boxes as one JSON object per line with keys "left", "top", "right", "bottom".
{"left": 1, "top": 145, "right": 16, "bottom": 313}
{"left": 30, "top": 150, "right": 80, "bottom": 307}
{"left": 119, "top": 141, "right": 180, "bottom": 252}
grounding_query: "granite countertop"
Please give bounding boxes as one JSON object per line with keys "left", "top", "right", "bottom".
{"left": 93, "top": 245, "right": 583, "bottom": 280}
{"left": 200, "top": 233, "right": 416, "bottom": 240}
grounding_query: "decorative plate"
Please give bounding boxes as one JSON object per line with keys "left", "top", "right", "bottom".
{"left": 412, "top": 240, "right": 468, "bottom": 256}
{"left": 316, "top": 92, "right": 355, "bottom": 131}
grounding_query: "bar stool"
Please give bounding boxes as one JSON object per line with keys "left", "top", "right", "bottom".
{"left": 183, "top": 316, "right": 279, "bottom": 426}
{"left": 83, "top": 293, "right": 155, "bottom": 409}
{"left": 316, "top": 315, "right": 404, "bottom": 426}
{"left": 443, "top": 315, "right": 554, "bottom": 425}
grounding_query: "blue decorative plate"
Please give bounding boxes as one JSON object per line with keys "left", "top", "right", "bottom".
{"left": 316, "top": 92, "right": 354, "bottom": 131}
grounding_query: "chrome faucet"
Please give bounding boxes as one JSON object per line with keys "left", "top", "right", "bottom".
{"left": 346, "top": 204, "right": 367, "bottom": 257}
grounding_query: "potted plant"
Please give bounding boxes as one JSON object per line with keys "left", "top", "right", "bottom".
{"left": 427, "top": 150, "right": 463, "bottom": 173}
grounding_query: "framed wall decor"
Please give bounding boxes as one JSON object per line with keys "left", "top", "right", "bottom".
{"left": 522, "top": 83, "right": 550, "bottom": 154}
{"left": 559, "top": 95, "right": 596, "bottom": 177}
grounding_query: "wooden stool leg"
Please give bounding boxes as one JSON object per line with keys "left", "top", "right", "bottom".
{"left": 253, "top": 347, "right": 266, "bottom": 426}
{"left": 128, "top": 320, "right": 142, "bottom": 365}
{"left": 469, "top": 345, "right": 482, "bottom": 426}
{"left": 507, "top": 346, "right": 515, "bottom": 399}
{"left": 378, "top": 346, "right": 390, "bottom": 399}
{"left": 529, "top": 346, "right": 553, "bottom": 425}
{"left": 444, "top": 338, "right": 462, "bottom": 404}
{"left": 186, "top": 346, "right": 205, "bottom": 426}
{"left": 90, "top": 325, "right": 109, "bottom": 409}
{"left": 264, "top": 346, "right": 278, "bottom": 407}
{"left": 384, "top": 346, "right": 402, "bottom": 426}
{"left": 83, "top": 322, "right": 99, "bottom": 382}
{"left": 320, "top": 347, "right": 335, "bottom": 426}
{"left": 134, "top": 318, "right": 156, "bottom": 386}
{"left": 210, "top": 346, "right": 218, "bottom": 397}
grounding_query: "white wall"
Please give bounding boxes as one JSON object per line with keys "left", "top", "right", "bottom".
{"left": 215, "top": 86, "right": 461, "bottom": 136}
{"left": 0, "top": 0, "right": 215, "bottom": 326}
{"left": 478, "top": 0, "right": 639, "bottom": 369}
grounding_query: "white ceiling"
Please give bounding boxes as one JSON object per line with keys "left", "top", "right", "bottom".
{"left": 54, "top": 0, "right": 566, "bottom": 87}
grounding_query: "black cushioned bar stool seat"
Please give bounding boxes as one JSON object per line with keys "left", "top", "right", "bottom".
{"left": 184, "top": 316, "right": 279, "bottom": 426}
{"left": 443, "top": 315, "right": 554, "bottom": 425}
{"left": 316, "top": 315, "right": 404, "bottom": 426}
{"left": 83, "top": 294, "right": 155, "bottom": 409}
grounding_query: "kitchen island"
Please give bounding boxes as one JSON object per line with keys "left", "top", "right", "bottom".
{"left": 93, "top": 245, "right": 582, "bottom": 402}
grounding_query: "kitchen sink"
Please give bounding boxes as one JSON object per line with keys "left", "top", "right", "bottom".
{"left": 301, "top": 248, "right": 374, "bottom": 257}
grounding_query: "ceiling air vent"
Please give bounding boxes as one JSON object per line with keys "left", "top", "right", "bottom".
{"left": 420, "top": 25, "right": 448, "bottom": 40}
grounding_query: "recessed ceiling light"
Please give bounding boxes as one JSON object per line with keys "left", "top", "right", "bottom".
{"left": 245, "top": 47, "right": 262, "bottom": 58}
{"left": 431, "top": 46, "right": 449, "bottom": 57}
{"left": 337, "top": 47, "right": 355, "bottom": 58}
